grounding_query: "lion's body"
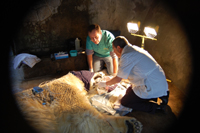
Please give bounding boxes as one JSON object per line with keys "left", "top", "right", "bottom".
{"left": 15, "top": 72, "right": 142, "bottom": 133}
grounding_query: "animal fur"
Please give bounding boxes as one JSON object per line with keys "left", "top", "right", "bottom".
{"left": 15, "top": 72, "right": 142, "bottom": 133}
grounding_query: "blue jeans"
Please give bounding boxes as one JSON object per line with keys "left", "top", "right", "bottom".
{"left": 93, "top": 55, "right": 113, "bottom": 75}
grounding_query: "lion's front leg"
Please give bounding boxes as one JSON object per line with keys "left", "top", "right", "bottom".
{"left": 103, "top": 114, "right": 143, "bottom": 133}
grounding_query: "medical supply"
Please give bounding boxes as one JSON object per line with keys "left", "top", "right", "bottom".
{"left": 90, "top": 84, "right": 132, "bottom": 116}
{"left": 54, "top": 51, "right": 69, "bottom": 60}
{"left": 70, "top": 50, "right": 77, "bottom": 57}
{"left": 97, "top": 87, "right": 108, "bottom": 95}
{"left": 32, "top": 86, "right": 43, "bottom": 95}
{"left": 75, "top": 38, "right": 80, "bottom": 51}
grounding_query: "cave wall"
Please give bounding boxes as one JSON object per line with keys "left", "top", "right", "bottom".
{"left": 13, "top": 0, "right": 192, "bottom": 96}
{"left": 14, "top": 0, "right": 90, "bottom": 57}
{"left": 141, "top": 2, "right": 192, "bottom": 95}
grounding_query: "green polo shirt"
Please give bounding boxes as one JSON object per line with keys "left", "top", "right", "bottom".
{"left": 86, "top": 30, "right": 115, "bottom": 57}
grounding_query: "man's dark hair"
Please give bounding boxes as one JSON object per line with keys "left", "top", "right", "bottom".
{"left": 88, "top": 24, "right": 101, "bottom": 33}
{"left": 112, "top": 36, "right": 129, "bottom": 48}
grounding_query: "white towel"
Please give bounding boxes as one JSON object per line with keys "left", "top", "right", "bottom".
{"left": 13, "top": 53, "right": 41, "bottom": 69}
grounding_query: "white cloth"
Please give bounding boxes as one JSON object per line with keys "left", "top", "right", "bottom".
{"left": 98, "top": 81, "right": 107, "bottom": 88}
{"left": 117, "top": 44, "right": 168, "bottom": 99}
{"left": 13, "top": 53, "right": 41, "bottom": 69}
{"left": 91, "top": 82, "right": 132, "bottom": 116}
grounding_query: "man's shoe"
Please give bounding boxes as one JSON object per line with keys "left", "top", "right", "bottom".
{"left": 159, "top": 91, "right": 169, "bottom": 106}
{"left": 155, "top": 105, "right": 167, "bottom": 114}
{"left": 155, "top": 91, "right": 169, "bottom": 114}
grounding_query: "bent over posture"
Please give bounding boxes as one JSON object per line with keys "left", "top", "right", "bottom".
{"left": 86, "top": 24, "right": 118, "bottom": 76}
{"left": 98, "top": 36, "right": 169, "bottom": 114}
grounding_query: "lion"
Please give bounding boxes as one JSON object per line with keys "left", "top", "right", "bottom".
{"left": 15, "top": 72, "right": 142, "bottom": 133}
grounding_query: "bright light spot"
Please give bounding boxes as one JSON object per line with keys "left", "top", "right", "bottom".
{"left": 127, "top": 22, "right": 139, "bottom": 34}
{"left": 144, "top": 27, "right": 157, "bottom": 38}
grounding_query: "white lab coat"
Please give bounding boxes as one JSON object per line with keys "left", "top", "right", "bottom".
{"left": 117, "top": 44, "right": 168, "bottom": 99}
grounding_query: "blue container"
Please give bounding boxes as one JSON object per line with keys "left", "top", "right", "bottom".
{"left": 32, "top": 86, "right": 43, "bottom": 95}
{"left": 70, "top": 50, "right": 77, "bottom": 57}
{"left": 54, "top": 52, "right": 69, "bottom": 60}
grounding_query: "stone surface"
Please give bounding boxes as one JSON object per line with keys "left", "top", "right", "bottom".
{"left": 135, "top": 1, "right": 192, "bottom": 95}
{"left": 46, "top": 0, "right": 61, "bottom": 7}
{"left": 24, "top": 10, "right": 39, "bottom": 22}
{"left": 14, "top": 0, "right": 89, "bottom": 57}
{"left": 23, "top": 0, "right": 62, "bottom": 23}
{"left": 37, "top": 6, "right": 52, "bottom": 21}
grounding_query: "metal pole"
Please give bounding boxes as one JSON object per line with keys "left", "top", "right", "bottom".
{"left": 141, "top": 37, "right": 145, "bottom": 49}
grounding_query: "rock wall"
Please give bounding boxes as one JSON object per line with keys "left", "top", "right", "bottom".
{"left": 88, "top": 0, "right": 153, "bottom": 41}
{"left": 14, "top": 0, "right": 90, "bottom": 56}
{"left": 13, "top": 0, "right": 192, "bottom": 96}
{"left": 141, "top": 2, "right": 192, "bottom": 96}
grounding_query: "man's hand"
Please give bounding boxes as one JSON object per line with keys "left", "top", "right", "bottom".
{"left": 89, "top": 68, "right": 94, "bottom": 72}
{"left": 98, "top": 81, "right": 107, "bottom": 88}
{"left": 106, "top": 76, "right": 122, "bottom": 86}
{"left": 113, "top": 57, "right": 118, "bottom": 75}
{"left": 112, "top": 73, "right": 117, "bottom": 77}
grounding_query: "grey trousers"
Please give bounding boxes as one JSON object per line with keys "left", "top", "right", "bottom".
{"left": 93, "top": 55, "right": 113, "bottom": 75}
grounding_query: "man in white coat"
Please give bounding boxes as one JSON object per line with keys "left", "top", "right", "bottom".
{"left": 98, "top": 36, "right": 169, "bottom": 114}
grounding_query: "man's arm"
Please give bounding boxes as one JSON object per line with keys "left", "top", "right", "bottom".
{"left": 110, "top": 51, "right": 118, "bottom": 76}
{"left": 86, "top": 48, "right": 94, "bottom": 72}
{"left": 113, "top": 58, "right": 118, "bottom": 74}
{"left": 98, "top": 76, "right": 122, "bottom": 88}
{"left": 106, "top": 76, "right": 122, "bottom": 86}
{"left": 86, "top": 36, "right": 94, "bottom": 71}
{"left": 87, "top": 54, "right": 93, "bottom": 71}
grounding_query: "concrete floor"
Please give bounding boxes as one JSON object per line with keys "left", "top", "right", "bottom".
{"left": 9, "top": 56, "right": 186, "bottom": 133}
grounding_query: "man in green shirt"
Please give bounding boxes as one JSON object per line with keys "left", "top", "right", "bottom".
{"left": 86, "top": 24, "right": 118, "bottom": 75}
